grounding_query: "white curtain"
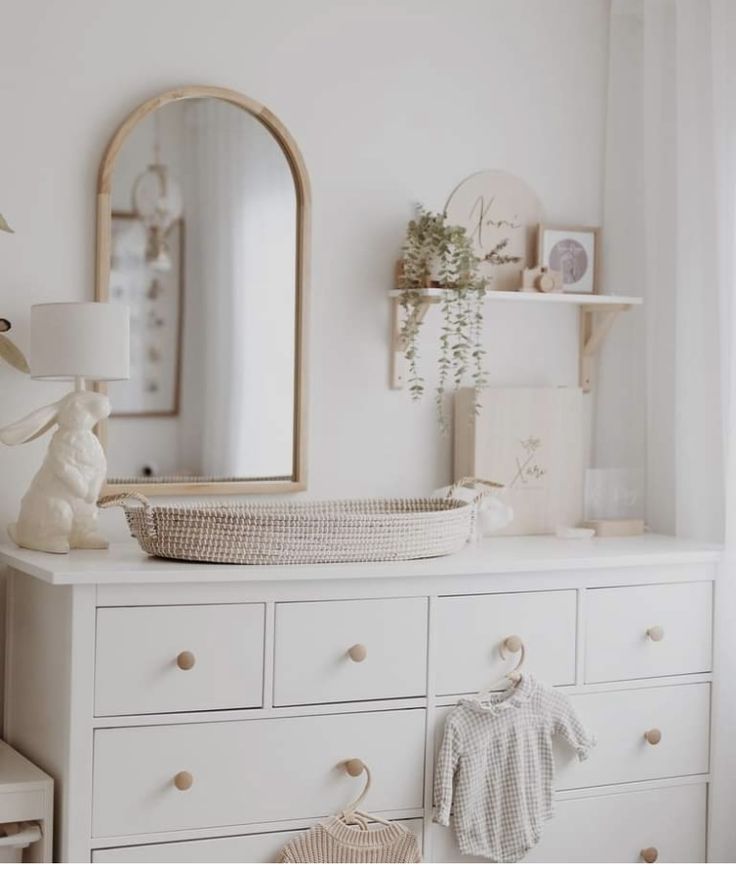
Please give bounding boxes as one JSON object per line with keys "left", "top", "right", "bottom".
{"left": 182, "top": 99, "right": 246, "bottom": 476}
{"left": 181, "top": 100, "right": 297, "bottom": 479}
{"left": 708, "top": 1, "right": 736, "bottom": 862}
{"left": 642, "top": 0, "right": 724, "bottom": 538}
{"left": 615, "top": 0, "right": 736, "bottom": 860}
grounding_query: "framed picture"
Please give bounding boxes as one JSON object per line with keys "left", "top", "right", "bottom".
{"left": 107, "top": 212, "right": 184, "bottom": 416}
{"left": 538, "top": 224, "right": 600, "bottom": 294}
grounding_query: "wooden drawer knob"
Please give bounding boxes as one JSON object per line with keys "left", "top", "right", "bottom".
{"left": 641, "top": 847, "right": 659, "bottom": 863}
{"left": 176, "top": 651, "right": 196, "bottom": 670}
{"left": 344, "top": 758, "right": 365, "bottom": 777}
{"left": 644, "top": 728, "right": 662, "bottom": 745}
{"left": 347, "top": 644, "right": 367, "bottom": 663}
{"left": 502, "top": 635, "right": 523, "bottom": 654}
{"left": 174, "top": 771, "right": 193, "bottom": 791}
{"left": 647, "top": 625, "right": 665, "bottom": 642}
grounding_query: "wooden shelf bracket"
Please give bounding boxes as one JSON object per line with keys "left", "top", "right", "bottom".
{"left": 391, "top": 296, "right": 432, "bottom": 389}
{"left": 579, "top": 303, "right": 631, "bottom": 393}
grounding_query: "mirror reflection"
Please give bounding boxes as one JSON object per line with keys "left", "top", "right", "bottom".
{"left": 103, "top": 96, "right": 298, "bottom": 485}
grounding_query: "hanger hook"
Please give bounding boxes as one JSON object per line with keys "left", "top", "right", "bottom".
{"left": 499, "top": 635, "right": 525, "bottom": 678}
{"left": 340, "top": 759, "right": 372, "bottom": 816}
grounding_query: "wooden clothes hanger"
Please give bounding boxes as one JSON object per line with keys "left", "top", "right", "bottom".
{"left": 335, "top": 759, "right": 391, "bottom": 830}
{"left": 475, "top": 635, "right": 526, "bottom": 704}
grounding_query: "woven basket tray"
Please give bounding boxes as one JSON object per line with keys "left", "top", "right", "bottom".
{"left": 98, "top": 491, "right": 483, "bottom": 565}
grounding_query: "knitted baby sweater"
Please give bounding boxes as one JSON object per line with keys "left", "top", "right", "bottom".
{"left": 433, "top": 674, "right": 594, "bottom": 863}
{"left": 277, "top": 817, "right": 422, "bottom": 863}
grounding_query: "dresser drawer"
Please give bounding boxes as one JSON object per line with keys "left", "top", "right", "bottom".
{"left": 434, "top": 682, "right": 709, "bottom": 793}
{"left": 585, "top": 581, "right": 712, "bottom": 683}
{"left": 92, "top": 819, "right": 424, "bottom": 863}
{"left": 435, "top": 591, "right": 576, "bottom": 695}
{"left": 556, "top": 683, "right": 710, "bottom": 789}
{"left": 92, "top": 709, "right": 425, "bottom": 838}
{"left": 432, "top": 783, "right": 706, "bottom": 862}
{"left": 273, "top": 598, "right": 428, "bottom": 706}
{"left": 95, "top": 604, "right": 265, "bottom": 716}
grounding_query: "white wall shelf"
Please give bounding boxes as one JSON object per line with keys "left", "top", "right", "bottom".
{"left": 389, "top": 289, "right": 643, "bottom": 392}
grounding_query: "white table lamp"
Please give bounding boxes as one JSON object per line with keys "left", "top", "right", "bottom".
{"left": 30, "top": 302, "right": 129, "bottom": 385}
{"left": 0, "top": 302, "right": 130, "bottom": 554}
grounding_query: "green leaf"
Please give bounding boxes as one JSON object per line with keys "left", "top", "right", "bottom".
{"left": 0, "top": 335, "right": 29, "bottom": 373}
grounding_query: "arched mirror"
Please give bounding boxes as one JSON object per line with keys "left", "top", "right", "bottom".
{"left": 95, "top": 86, "right": 309, "bottom": 494}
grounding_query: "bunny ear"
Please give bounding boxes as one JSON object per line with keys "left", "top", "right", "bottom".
{"left": 0, "top": 399, "right": 63, "bottom": 446}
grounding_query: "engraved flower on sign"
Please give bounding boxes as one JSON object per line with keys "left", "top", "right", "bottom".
{"left": 508, "top": 436, "right": 547, "bottom": 489}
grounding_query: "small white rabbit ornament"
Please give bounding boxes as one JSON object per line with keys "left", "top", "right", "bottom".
{"left": 0, "top": 390, "right": 111, "bottom": 553}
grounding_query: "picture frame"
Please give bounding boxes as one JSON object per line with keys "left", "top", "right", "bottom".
{"left": 537, "top": 224, "right": 601, "bottom": 294}
{"left": 107, "top": 212, "right": 184, "bottom": 417}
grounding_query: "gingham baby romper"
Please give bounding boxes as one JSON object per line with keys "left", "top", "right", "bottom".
{"left": 433, "top": 674, "right": 594, "bottom": 862}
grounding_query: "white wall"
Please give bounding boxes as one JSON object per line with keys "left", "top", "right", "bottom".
{"left": 0, "top": 0, "right": 615, "bottom": 697}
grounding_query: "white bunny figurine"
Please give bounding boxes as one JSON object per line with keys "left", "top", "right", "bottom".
{"left": 0, "top": 390, "right": 111, "bottom": 553}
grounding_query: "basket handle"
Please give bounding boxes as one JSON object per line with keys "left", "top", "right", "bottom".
{"left": 447, "top": 478, "right": 504, "bottom": 543}
{"left": 447, "top": 477, "right": 503, "bottom": 502}
{"left": 98, "top": 492, "right": 151, "bottom": 510}
{"left": 98, "top": 492, "right": 157, "bottom": 539}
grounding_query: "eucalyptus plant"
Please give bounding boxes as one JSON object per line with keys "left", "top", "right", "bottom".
{"left": 398, "top": 206, "right": 487, "bottom": 430}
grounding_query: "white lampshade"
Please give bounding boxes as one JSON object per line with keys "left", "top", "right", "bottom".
{"left": 30, "top": 302, "right": 130, "bottom": 381}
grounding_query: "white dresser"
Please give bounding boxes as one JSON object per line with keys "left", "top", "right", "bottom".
{"left": 0, "top": 535, "right": 720, "bottom": 863}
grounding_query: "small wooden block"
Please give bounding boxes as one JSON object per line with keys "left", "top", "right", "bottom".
{"left": 582, "top": 518, "right": 645, "bottom": 537}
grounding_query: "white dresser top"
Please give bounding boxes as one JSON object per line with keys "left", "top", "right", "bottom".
{"left": 0, "top": 534, "right": 721, "bottom": 586}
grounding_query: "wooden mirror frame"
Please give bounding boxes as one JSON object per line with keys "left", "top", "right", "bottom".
{"left": 95, "top": 85, "right": 310, "bottom": 495}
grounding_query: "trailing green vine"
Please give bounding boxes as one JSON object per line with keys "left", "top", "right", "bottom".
{"left": 398, "top": 206, "right": 487, "bottom": 430}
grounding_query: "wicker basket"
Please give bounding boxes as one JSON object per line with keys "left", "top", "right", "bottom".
{"left": 98, "top": 491, "right": 482, "bottom": 565}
